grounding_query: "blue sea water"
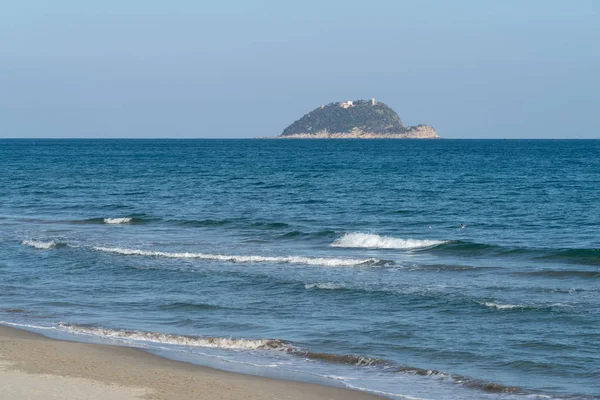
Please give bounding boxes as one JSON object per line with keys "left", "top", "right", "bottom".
{"left": 0, "top": 139, "right": 599, "bottom": 399}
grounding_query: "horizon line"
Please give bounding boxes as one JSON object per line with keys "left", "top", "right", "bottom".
{"left": 0, "top": 137, "right": 599, "bottom": 140}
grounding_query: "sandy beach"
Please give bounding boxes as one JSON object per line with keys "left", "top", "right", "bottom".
{"left": 0, "top": 325, "right": 383, "bottom": 400}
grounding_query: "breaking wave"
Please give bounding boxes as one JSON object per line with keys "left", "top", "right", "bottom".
{"left": 21, "top": 240, "right": 66, "bottom": 250}
{"left": 480, "top": 301, "right": 574, "bottom": 313}
{"left": 294, "top": 350, "right": 387, "bottom": 367}
{"left": 482, "top": 302, "right": 525, "bottom": 310}
{"left": 74, "top": 216, "right": 155, "bottom": 225}
{"left": 331, "top": 233, "right": 447, "bottom": 250}
{"left": 58, "top": 324, "right": 291, "bottom": 350}
{"left": 305, "top": 283, "right": 346, "bottom": 290}
{"left": 58, "top": 324, "right": 388, "bottom": 367}
{"left": 103, "top": 217, "right": 133, "bottom": 224}
{"left": 93, "top": 246, "right": 383, "bottom": 267}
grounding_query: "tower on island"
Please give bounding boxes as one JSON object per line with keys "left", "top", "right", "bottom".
{"left": 371, "top": 98, "right": 376, "bottom": 105}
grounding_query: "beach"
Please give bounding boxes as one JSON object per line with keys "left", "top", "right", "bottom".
{"left": 0, "top": 324, "right": 383, "bottom": 400}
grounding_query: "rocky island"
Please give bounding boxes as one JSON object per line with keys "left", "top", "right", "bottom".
{"left": 279, "top": 99, "right": 439, "bottom": 139}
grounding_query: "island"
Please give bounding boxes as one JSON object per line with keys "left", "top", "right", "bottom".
{"left": 279, "top": 99, "right": 439, "bottom": 139}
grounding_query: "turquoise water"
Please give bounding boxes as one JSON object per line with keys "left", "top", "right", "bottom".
{"left": 1, "top": 139, "right": 598, "bottom": 399}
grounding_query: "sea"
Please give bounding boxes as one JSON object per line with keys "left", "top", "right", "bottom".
{"left": 0, "top": 139, "right": 598, "bottom": 399}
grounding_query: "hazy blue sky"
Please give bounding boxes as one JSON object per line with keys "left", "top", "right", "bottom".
{"left": 1, "top": 1, "right": 598, "bottom": 138}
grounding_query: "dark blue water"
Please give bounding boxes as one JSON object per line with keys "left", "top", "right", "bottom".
{"left": 1, "top": 139, "right": 599, "bottom": 399}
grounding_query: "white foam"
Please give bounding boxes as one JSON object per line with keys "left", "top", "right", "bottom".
{"left": 21, "top": 240, "right": 57, "bottom": 249}
{"left": 483, "top": 302, "right": 524, "bottom": 310}
{"left": 103, "top": 217, "right": 132, "bottom": 224}
{"left": 0, "top": 321, "right": 55, "bottom": 330}
{"left": 341, "top": 381, "right": 427, "bottom": 400}
{"left": 305, "top": 283, "right": 345, "bottom": 290}
{"left": 548, "top": 303, "right": 574, "bottom": 308}
{"left": 331, "top": 233, "right": 446, "bottom": 250}
{"left": 57, "top": 324, "right": 291, "bottom": 351}
{"left": 93, "top": 246, "right": 378, "bottom": 267}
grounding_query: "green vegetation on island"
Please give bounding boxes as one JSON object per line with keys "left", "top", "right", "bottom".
{"left": 279, "top": 99, "right": 439, "bottom": 139}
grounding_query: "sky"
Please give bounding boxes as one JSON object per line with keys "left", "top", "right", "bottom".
{"left": 1, "top": 1, "right": 599, "bottom": 138}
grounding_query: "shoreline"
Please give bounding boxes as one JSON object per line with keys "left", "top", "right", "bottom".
{"left": 0, "top": 324, "right": 385, "bottom": 400}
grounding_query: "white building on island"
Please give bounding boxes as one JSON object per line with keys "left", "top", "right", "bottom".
{"left": 338, "top": 99, "right": 376, "bottom": 108}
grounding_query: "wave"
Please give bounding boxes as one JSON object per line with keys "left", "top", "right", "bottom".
{"left": 482, "top": 302, "right": 525, "bottom": 310}
{"left": 277, "top": 231, "right": 305, "bottom": 239}
{"left": 0, "top": 321, "right": 56, "bottom": 330}
{"left": 93, "top": 246, "right": 384, "bottom": 267}
{"left": 397, "top": 239, "right": 600, "bottom": 266}
{"left": 157, "top": 302, "right": 227, "bottom": 311}
{"left": 58, "top": 324, "right": 386, "bottom": 367}
{"left": 438, "top": 241, "right": 600, "bottom": 266}
{"left": 3, "top": 308, "right": 26, "bottom": 313}
{"left": 0, "top": 320, "right": 538, "bottom": 397}
{"left": 74, "top": 216, "right": 152, "bottom": 225}
{"left": 293, "top": 350, "right": 387, "bottom": 367}
{"left": 57, "top": 324, "right": 291, "bottom": 351}
{"left": 427, "top": 241, "right": 536, "bottom": 259}
{"left": 21, "top": 240, "right": 66, "bottom": 250}
{"left": 404, "top": 263, "right": 503, "bottom": 272}
{"left": 168, "top": 218, "right": 293, "bottom": 230}
{"left": 331, "top": 233, "right": 447, "bottom": 250}
{"left": 480, "top": 301, "right": 574, "bottom": 313}
{"left": 302, "top": 281, "right": 577, "bottom": 316}
{"left": 60, "top": 322, "right": 520, "bottom": 393}
{"left": 514, "top": 269, "right": 600, "bottom": 279}
{"left": 536, "top": 248, "right": 600, "bottom": 266}
{"left": 394, "top": 366, "right": 522, "bottom": 394}
{"left": 249, "top": 221, "right": 290, "bottom": 229}
{"left": 305, "top": 283, "right": 346, "bottom": 290}
{"left": 173, "top": 218, "right": 236, "bottom": 227}
{"left": 277, "top": 230, "right": 340, "bottom": 241}
{"left": 0, "top": 321, "right": 392, "bottom": 369}
{"left": 103, "top": 217, "right": 132, "bottom": 224}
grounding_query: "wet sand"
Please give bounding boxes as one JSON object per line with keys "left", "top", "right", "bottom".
{"left": 0, "top": 324, "right": 384, "bottom": 400}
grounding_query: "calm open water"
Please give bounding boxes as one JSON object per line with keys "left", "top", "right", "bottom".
{"left": 0, "top": 139, "right": 599, "bottom": 399}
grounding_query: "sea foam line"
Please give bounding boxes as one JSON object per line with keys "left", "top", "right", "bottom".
{"left": 331, "top": 233, "right": 447, "bottom": 250}
{"left": 93, "top": 246, "right": 381, "bottom": 267}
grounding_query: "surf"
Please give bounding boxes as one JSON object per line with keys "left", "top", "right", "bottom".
{"left": 58, "top": 323, "right": 291, "bottom": 351}
{"left": 331, "top": 232, "right": 447, "bottom": 250}
{"left": 103, "top": 217, "right": 133, "bottom": 224}
{"left": 21, "top": 240, "right": 66, "bottom": 250}
{"left": 93, "top": 246, "right": 384, "bottom": 267}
